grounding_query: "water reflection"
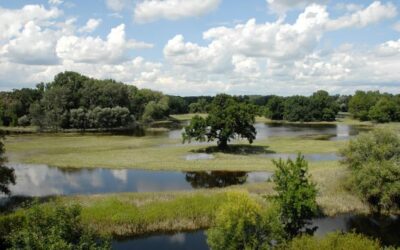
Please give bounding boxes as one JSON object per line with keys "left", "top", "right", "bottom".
{"left": 112, "top": 231, "right": 208, "bottom": 250}
{"left": 2, "top": 164, "right": 272, "bottom": 197}
{"left": 185, "top": 171, "right": 248, "bottom": 188}
{"left": 165, "top": 123, "right": 366, "bottom": 141}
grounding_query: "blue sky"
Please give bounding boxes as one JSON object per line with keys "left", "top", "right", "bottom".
{"left": 0, "top": 0, "right": 399, "bottom": 95}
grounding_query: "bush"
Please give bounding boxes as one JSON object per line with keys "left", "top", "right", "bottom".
{"left": 340, "top": 128, "right": 400, "bottom": 212}
{"left": 347, "top": 160, "right": 400, "bottom": 212}
{"left": 17, "top": 115, "right": 30, "bottom": 127}
{"left": 206, "top": 192, "right": 284, "bottom": 250}
{"left": 283, "top": 232, "right": 381, "bottom": 250}
{"left": 272, "top": 154, "right": 318, "bottom": 238}
{"left": 7, "top": 202, "right": 110, "bottom": 250}
{"left": 340, "top": 128, "right": 400, "bottom": 170}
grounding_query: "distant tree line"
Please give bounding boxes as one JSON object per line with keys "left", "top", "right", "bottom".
{"left": 0, "top": 72, "right": 188, "bottom": 130}
{"left": 1, "top": 72, "right": 399, "bottom": 128}
{"left": 349, "top": 90, "right": 400, "bottom": 123}
{"left": 264, "top": 90, "right": 340, "bottom": 122}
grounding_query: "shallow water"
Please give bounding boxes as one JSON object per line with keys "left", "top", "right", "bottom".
{"left": 262, "top": 153, "right": 342, "bottom": 161}
{"left": 112, "top": 214, "right": 400, "bottom": 250}
{"left": 3, "top": 163, "right": 272, "bottom": 197}
{"left": 166, "top": 123, "right": 366, "bottom": 141}
{"left": 185, "top": 153, "right": 215, "bottom": 160}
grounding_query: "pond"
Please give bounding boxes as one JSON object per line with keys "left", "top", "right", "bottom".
{"left": 165, "top": 123, "right": 367, "bottom": 141}
{"left": 112, "top": 214, "right": 400, "bottom": 250}
{"left": 2, "top": 163, "right": 272, "bottom": 197}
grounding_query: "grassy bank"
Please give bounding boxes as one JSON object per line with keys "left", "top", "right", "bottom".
{"left": 5, "top": 131, "right": 346, "bottom": 170}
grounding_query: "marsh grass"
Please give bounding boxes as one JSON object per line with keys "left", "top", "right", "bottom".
{"left": 5, "top": 133, "right": 346, "bottom": 171}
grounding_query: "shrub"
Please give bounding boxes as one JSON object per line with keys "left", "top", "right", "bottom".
{"left": 340, "top": 128, "right": 400, "bottom": 170}
{"left": 17, "top": 115, "right": 30, "bottom": 127}
{"left": 340, "top": 128, "right": 400, "bottom": 212}
{"left": 7, "top": 202, "right": 110, "bottom": 250}
{"left": 207, "top": 192, "right": 284, "bottom": 250}
{"left": 284, "top": 232, "right": 381, "bottom": 250}
{"left": 272, "top": 154, "right": 318, "bottom": 238}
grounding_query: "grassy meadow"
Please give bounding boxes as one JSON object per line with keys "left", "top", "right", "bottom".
{"left": 5, "top": 130, "right": 345, "bottom": 171}
{"left": 3, "top": 115, "right": 397, "bottom": 239}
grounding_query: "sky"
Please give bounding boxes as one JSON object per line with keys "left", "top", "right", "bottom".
{"left": 0, "top": 0, "right": 399, "bottom": 96}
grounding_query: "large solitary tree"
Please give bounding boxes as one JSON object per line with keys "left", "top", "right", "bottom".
{"left": 182, "top": 94, "right": 257, "bottom": 149}
{"left": 0, "top": 131, "right": 15, "bottom": 195}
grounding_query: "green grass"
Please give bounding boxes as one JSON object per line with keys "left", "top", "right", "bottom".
{"left": 5, "top": 132, "right": 346, "bottom": 170}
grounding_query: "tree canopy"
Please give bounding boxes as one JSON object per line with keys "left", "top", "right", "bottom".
{"left": 182, "top": 94, "right": 257, "bottom": 149}
{"left": 349, "top": 91, "right": 400, "bottom": 123}
{"left": 264, "top": 90, "right": 339, "bottom": 122}
{"left": 272, "top": 154, "right": 318, "bottom": 238}
{"left": 340, "top": 129, "right": 400, "bottom": 212}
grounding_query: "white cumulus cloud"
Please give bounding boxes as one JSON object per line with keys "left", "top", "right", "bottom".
{"left": 327, "top": 1, "right": 397, "bottom": 30}
{"left": 78, "top": 18, "right": 102, "bottom": 33}
{"left": 134, "top": 0, "right": 222, "bottom": 23}
{"left": 0, "top": 5, "right": 61, "bottom": 40}
{"left": 56, "top": 24, "right": 153, "bottom": 64}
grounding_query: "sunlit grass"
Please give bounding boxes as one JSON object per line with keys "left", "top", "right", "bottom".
{"left": 5, "top": 132, "right": 346, "bottom": 170}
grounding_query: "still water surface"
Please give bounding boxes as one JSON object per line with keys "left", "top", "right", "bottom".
{"left": 4, "top": 163, "right": 272, "bottom": 197}
{"left": 112, "top": 214, "right": 400, "bottom": 250}
{"left": 166, "top": 123, "right": 367, "bottom": 141}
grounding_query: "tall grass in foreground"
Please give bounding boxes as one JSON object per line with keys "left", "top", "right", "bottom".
{"left": 69, "top": 191, "right": 230, "bottom": 236}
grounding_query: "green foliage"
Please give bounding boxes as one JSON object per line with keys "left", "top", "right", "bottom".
{"left": 183, "top": 94, "right": 257, "bottom": 149}
{"left": 265, "top": 91, "right": 339, "bottom": 122}
{"left": 207, "top": 192, "right": 284, "bottom": 250}
{"left": 0, "top": 72, "right": 173, "bottom": 130}
{"left": 284, "top": 96, "right": 313, "bottom": 122}
{"left": 17, "top": 115, "right": 30, "bottom": 127}
{"left": 142, "top": 97, "right": 170, "bottom": 122}
{"left": 272, "top": 154, "right": 318, "bottom": 238}
{"left": 167, "top": 95, "right": 188, "bottom": 114}
{"left": 7, "top": 202, "right": 109, "bottom": 250}
{"left": 265, "top": 96, "right": 285, "bottom": 120}
{"left": 348, "top": 160, "right": 400, "bottom": 212}
{"left": 309, "top": 90, "right": 339, "bottom": 121}
{"left": 348, "top": 91, "right": 400, "bottom": 122}
{"left": 284, "top": 232, "right": 381, "bottom": 250}
{"left": 188, "top": 98, "right": 209, "bottom": 113}
{"left": 0, "top": 132, "right": 15, "bottom": 195}
{"left": 340, "top": 128, "right": 400, "bottom": 170}
{"left": 340, "top": 129, "right": 400, "bottom": 212}
{"left": 349, "top": 90, "right": 380, "bottom": 121}
{"left": 368, "top": 97, "right": 399, "bottom": 123}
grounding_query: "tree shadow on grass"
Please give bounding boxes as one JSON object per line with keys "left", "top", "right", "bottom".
{"left": 190, "top": 144, "right": 275, "bottom": 155}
